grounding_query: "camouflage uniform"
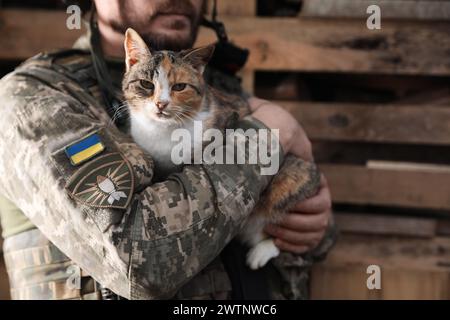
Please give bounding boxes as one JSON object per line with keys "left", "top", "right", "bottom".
{"left": 0, "top": 38, "right": 336, "bottom": 300}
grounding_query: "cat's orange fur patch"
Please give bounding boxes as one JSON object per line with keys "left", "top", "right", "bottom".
{"left": 254, "top": 155, "right": 321, "bottom": 221}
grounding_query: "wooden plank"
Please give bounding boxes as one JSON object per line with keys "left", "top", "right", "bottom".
{"left": 206, "top": 0, "right": 256, "bottom": 16}
{"left": 0, "top": 9, "right": 84, "bottom": 60}
{"left": 278, "top": 102, "right": 450, "bottom": 145}
{"left": 311, "top": 234, "right": 450, "bottom": 299}
{"left": 0, "top": 256, "right": 10, "bottom": 300}
{"left": 197, "top": 17, "right": 450, "bottom": 75}
{"left": 310, "top": 265, "right": 381, "bottom": 300}
{"left": 2, "top": 10, "right": 450, "bottom": 75}
{"left": 311, "top": 264, "right": 450, "bottom": 300}
{"left": 312, "top": 141, "right": 450, "bottom": 167}
{"left": 381, "top": 269, "right": 450, "bottom": 300}
{"left": 0, "top": 225, "right": 3, "bottom": 254}
{"left": 367, "top": 161, "right": 450, "bottom": 173}
{"left": 396, "top": 88, "right": 450, "bottom": 106}
{"left": 335, "top": 212, "right": 437, "bottom": 238}
{"left": 320, "top": 164, "right": 450, "bottom": 210}
{"left": 437, "top": 220, "right": 450, "bottom": 236}
{"left": 323, "top": 234, "right": 450, "bottom": 272}
{"left": 302, "top": 0, "right": 450, "bottom": 21}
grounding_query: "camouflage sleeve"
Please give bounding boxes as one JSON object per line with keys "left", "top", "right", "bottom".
{"left": 270, "top": 216, "right": 338, "bottom": 299}
{"left": 0, "top": 72, "right": 280, "bottom": 299}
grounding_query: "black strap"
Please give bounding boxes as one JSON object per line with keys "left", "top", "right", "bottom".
{"left": 201, "top": 0, "right": 228, "bottom": 43}
{"left": 201, "top": 1, "right": 249, "bottom": 75}
{"left": 221, "top": 240, "right": 272, "bottom": 300}
{"left": 89, "top": 5, "right": 126, "bottom": 125}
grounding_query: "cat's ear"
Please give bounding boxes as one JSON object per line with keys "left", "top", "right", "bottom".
{"left": 181, "top": 44, "right": 215, "bottom": 74}
{"left": 124, "top": 28, "right": 151, "bottom": 71}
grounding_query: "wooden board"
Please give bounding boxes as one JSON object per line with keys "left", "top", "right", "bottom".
{"left": 0, "top": 9, "right": 85, "bottom": 60}
{"left": 206, "top": 0, "right": 256, "bottom": 16}
{"left": 0, "top": 226, "right": 3, "bottom": 253}
{"left": 335, "top": 212, "right": 437, "bottom": 238}
{"left": 311, "top": 234, "right": 450, "bottom": 299}
{"left": 278, "top": 102, "right": 450, "bottom": 145}
{"left": 302, "top": 0, "right": 450, "bottom": 21}
{"left": 312, "top": 141, "right": 450, "bottom": 167}
{"left": 437, "top": 220, "right": 450, "bottom": 236}
{"left": 2, "top": 10, "right": 450, "bottom": 75}
{"left": 381, "top": 269, "right": 450, "bottom": 300}
{"left": 197, "top": 17, "right": 450, "bottom": 75}
{"left": 311, "top": 264, "right": 450, "bottom": 300}
{"left": 0, "top": 257, "right": 10, "bottom": 300}
{"left": 310, "top": 264, "right": 383, "bottom": 300}
{"left": 320, "top": 164, "right": 450, "bottom": 210}
{"left": 367, "top": 161, "right": 450, "bottom": 173}
{"left": 322, "top": 234, "right": 450, "bottom": 272}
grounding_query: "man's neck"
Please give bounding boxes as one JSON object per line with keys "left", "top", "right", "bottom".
{"left": 98, "top": 20, "right": 125, "bottom": 59}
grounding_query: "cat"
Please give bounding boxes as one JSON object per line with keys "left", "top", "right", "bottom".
{"left": 122, "top": 28, "right": 321, "bottom": 269}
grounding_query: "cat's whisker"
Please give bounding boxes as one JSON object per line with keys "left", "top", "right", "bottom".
{"left": 173, "top": 112, "right": 188, "bottom": 125}
{"left": 179, "top": 113, "right": 196, "bottom": 123}
{"left": 173, "top": 113, "right": 185, "bottom": 126}
{"left": 108, "top": 105, "right": 130, "bottom": 127}
{"left": 175, "top": 113, "right": 188, "bottom": 126}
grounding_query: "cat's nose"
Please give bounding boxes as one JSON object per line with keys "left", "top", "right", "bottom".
{"left": 156, "top": 101, "right": 169, "bottom": 111}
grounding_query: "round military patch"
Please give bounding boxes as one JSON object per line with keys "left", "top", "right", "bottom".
{"left": 65, "top": 153, "right": 134, "bottom": 210}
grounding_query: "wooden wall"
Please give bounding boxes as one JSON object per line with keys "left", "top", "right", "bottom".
{"left": 1, "top": 0, "right": 450, "bottom": 299}
{"left": 0, "top": 228, "right": 10, "bottom": 300}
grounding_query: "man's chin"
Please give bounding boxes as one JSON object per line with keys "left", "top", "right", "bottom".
{"left": 153, "top": 14, "right": 192, "bottom": 31}
{"left": 141, "top": 23, "right": 197, "bottom": 51}
{"left": 144, "top": 34, "right": 195, "bottom": 51}
{"left": 155, "top": 29, "right": 192, "bottom": 43}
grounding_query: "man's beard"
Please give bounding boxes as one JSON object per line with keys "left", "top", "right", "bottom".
{"left": 140, "top": 29, "right": 199, "bottom": 52}
{"left": 111, "top": 0, "right": 203, "bottom": 51}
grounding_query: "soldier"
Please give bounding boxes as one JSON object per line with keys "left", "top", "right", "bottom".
{"left": 0, "top": 0, "right": 336, "bottom": 300}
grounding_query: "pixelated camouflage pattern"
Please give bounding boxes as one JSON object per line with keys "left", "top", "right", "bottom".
{"left": 0, "top": 51, "right": 283, "bottom": 299}
{"left": 3, "top": 228, "right": 101, "bottom": 300}
{"left": 269, "top": 217, "right": 338, "bottom": 300}
{"left": 0, "top": 45, "right": 337, "bottom": 300}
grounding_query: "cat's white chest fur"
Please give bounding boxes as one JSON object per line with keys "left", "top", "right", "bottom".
{"left": 130, "top": 113, "right": 205, "bottom": 177}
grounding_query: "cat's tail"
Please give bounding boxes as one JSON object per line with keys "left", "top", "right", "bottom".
{"left": 256, "top": 154, "right": 321, "bottom": 222}
{"left": 242, "top": 155, "right": 321, "bottom": 269}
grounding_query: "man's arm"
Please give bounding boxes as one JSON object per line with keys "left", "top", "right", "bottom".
{"left": 248, "top": 97, "right": 337, "bottom": 299}
{"left": 248, "top": 97, "right": 334, "bottom": 254}
{"left": 0, "top": 72, "right": 283, "bottom": 299}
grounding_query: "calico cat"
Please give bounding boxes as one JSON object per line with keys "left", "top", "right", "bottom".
{"left": 122, "top": 28, "right": 320, "bottom": 269}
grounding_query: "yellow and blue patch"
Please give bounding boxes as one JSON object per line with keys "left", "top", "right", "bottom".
{"left": 65, "top": 133, "right": 105, "bottom": 166}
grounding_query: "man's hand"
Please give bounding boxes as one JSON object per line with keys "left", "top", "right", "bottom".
{"left": 249, "top": 97, "right": 333, "bottom": 255}
{"left": 265, "top": 174, "right": 332, "bottom": 254}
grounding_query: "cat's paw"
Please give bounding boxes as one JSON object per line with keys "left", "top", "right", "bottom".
{"left": 246, "top": 239, "right": 280, "bottom": 270}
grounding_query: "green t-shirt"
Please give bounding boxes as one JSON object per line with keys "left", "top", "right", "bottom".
{"left": 0, "top": 195, "right": 36, "bottom": 238}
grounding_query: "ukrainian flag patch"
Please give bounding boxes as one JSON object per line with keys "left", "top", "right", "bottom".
{"left": 65, "top": 133, "right": 105, "bottom": 166}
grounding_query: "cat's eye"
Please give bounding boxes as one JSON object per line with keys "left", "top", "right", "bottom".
{"left": 172, "top": 83, "right": 187, "bottom": 92}
{"left": 139, "top": 80, "right": 154, "bottom": 90}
